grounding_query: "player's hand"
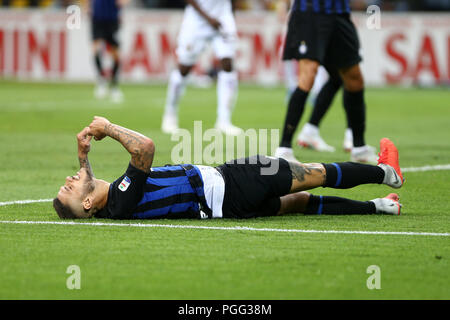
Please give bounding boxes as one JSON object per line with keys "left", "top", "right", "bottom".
{"left": 88, "top": 116, "right": 111, "bottom": 141}
{"left": 207, "top": 17, "right": 221, "bottom": 30}
{"left": 77, "top": 127, "right": 93, "bottom": 154}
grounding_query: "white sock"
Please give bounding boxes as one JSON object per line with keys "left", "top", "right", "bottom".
{"left": 217, "top": 71, "right": 238, "bottom": 125}
{"left": 165, "top": 69, "right": 187, "bottom": 116}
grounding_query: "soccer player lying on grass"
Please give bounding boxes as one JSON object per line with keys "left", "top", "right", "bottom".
{"left": 53, "top": 116, "right": 404, "bottom": 220}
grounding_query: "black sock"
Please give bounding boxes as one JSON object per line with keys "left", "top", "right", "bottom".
{"left": 344, "top": 107, "right": 352, "bottom": 129}
{"left": 111, "top": 59, "right": 120, "bottom": 86}
{"left": 322, "top": 162, "right": 384, "bottom": 189}
{"left": 280, "top": 87, "right": 309, "bottom": 148}
{"left": 305, "top": 194, "right": 376, "bottom": 215}
{"left": 94, "top": 53, "right": 103, "bottom": 77}
{"left": 343, "top": 89, "right": 366, "bottom": 147}
{"left": 309, "top": 78, "right": 342, "bottom": 126}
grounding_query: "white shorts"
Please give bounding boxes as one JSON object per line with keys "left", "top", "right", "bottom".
{"left": 196, "top": 165, "right": 225, "bottom": 219}
{"left": 176, "top": 10, "right": 237, "bottom": 66}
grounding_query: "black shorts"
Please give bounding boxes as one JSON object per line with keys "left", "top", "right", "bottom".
{"left": 216, "top": 156, "right": 292, "bottom": 219}
{"left": 282, "top": 12, "right": 361, "bottom": 69}
{"left": 92, "top": 19, "right": 120, "bottom": 47}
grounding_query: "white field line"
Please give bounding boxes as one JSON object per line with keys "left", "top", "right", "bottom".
{"left": 0, "top": 198, "right": 53, "bottom": 206}
{"left": 0, "top": 220, "right": 448, "bottom": 237}
{"left": 0, "top": 164, "right": 449, "bottom": 208}
{"left": 401, "top": 164, "right": 450, "bottom": 172}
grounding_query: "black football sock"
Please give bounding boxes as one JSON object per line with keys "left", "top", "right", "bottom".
{"left": 280, "top": 87, "right": 309, "bottom": 148}
{"left": 345, "top": 108, "right": 352, "bottom": 129}
{"left": 305, "top": 194, "right": 376, "bottom": 215}
{"left": 343, "top": 89, "right": 366, "bottom": 147}
{"left": 309, "top": 78, "right": 342, "bottom": 127}
{"left": 322, "top": 162, "right": 384, "bottom": 189}
{"left": 94, "top": 53, "right": 103, "bottom": 78}
{"left": 111, "top": 59, "right": 120, "bottom": 86}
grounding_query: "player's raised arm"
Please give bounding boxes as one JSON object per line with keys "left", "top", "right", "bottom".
{"left": 88, "top": 116, "right": 155, "bottom": 173}
{"left": 77, "top": 127, "right": 94, "bottom": 178}
{"left": 185, "top": 0, "right": 221, "bottom": 30}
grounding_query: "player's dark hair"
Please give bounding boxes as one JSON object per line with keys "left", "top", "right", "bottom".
{"left": 53, "top": 198, "right": 78, "bottom": 219}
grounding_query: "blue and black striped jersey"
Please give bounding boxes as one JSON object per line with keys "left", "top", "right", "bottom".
{"left": 133, "top": 165, "right": 205, "bottom": 219}
{"left": 95, "top": 163, "right": 208, "bottom": 220}
{"left": 291, "top": 0, "right": 351, "bottom": 14}
{"left": 92, "top": 0, "right": 120, "bottom": 21}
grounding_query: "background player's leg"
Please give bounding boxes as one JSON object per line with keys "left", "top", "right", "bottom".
{"left": 308, "top": 68, "right": 341, "bottom": 128}
{"left": 161, "top": 64, "right": 192, "bottom": 134}
{"left": 109, "top": 46, "right": 123, "bottom": 103}
{"left": 297, "top": 68, "right": 342, "bottom": 152}
{"left": 162, "top": 12, "right": 204, "bottom": 134}
{"left": 275, "top": 59, "right": 319, "bottom": 162}
{"left": 283, "top": 59, "right": 298, "bottom": 101}
{"left": 309, "top": 65, "right": 329, "bottom": 105}
{"left": 340, "top": 64, "right": 377, "bottom": 163}
{"left": 215, "top": 57, "right": 242, "bottom": 135}
{"left": 93, "top": 40, "right": 108, "bottom": 99}
{"left": 93, "top": 40, "right": 103, "bottom": 78}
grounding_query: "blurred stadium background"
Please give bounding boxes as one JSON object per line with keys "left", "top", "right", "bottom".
{"left": 0, "top": 0, "right": 449, "bottom": 87}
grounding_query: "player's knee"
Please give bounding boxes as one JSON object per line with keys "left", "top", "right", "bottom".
{"left": 345, "top": 76, "right": 364, "bottom": 92}
{"left": 278, "top": 191, "right": 311, "bottom": 215}
{"left": 296, "top": 191, "right": 311, "bottom": 202}
{"left": 341, "top": 66, "right": 364, "bottom": 91}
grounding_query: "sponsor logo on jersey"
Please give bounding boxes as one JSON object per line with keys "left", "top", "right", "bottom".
{"left": 118, "top": 176, "right": 131, "bottom": 192}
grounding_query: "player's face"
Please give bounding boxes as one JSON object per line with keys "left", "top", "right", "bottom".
{"left": 57, "top": 168, "right": 94, "bottom": 213}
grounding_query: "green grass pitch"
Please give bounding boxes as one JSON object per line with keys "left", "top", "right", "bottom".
{"left": 0, "top": 81, "right": 449, "bottom": 299}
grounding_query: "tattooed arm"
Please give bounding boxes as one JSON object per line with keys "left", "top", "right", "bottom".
{"left": 88, "top": 116, "right": 155, "bottom": 173}
{"left": 77, "top": 127, "right": 94, "bottom": 178}
{"left": 288, "top": 161, "right": 326, "bottom": 192}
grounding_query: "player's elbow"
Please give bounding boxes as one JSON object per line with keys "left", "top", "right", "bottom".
{"left": 142, "top": 138, "right": 155, "bottom": 156}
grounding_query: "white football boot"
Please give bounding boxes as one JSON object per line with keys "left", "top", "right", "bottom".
{"left": 161, "top": 112, "right": 179, "bottom": 134}
{"left": 274, "top": 147, "right": 301, "bottom": 164}
{"left": 215, "top": 121, "right": 244, "bottom": 136}
{"left": 94, "top": 80, "right": 108, "bottom": 99}
{"left": 343, "top": 128, "right": 353, "bottom": 153}
{"left": 297, "top": 123, "right": 335, "bottom": 152}
{"left": 377, "top": 137, "right": 404, "bottom": 189}
{"left": 351, "top": 145, "right": 378, "bottom": 164}
{"left": 371, "top": 193, "right": 402, "bottom": 215}
{"left": 110, "top": 86, "right": 124, "bottom": 104}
